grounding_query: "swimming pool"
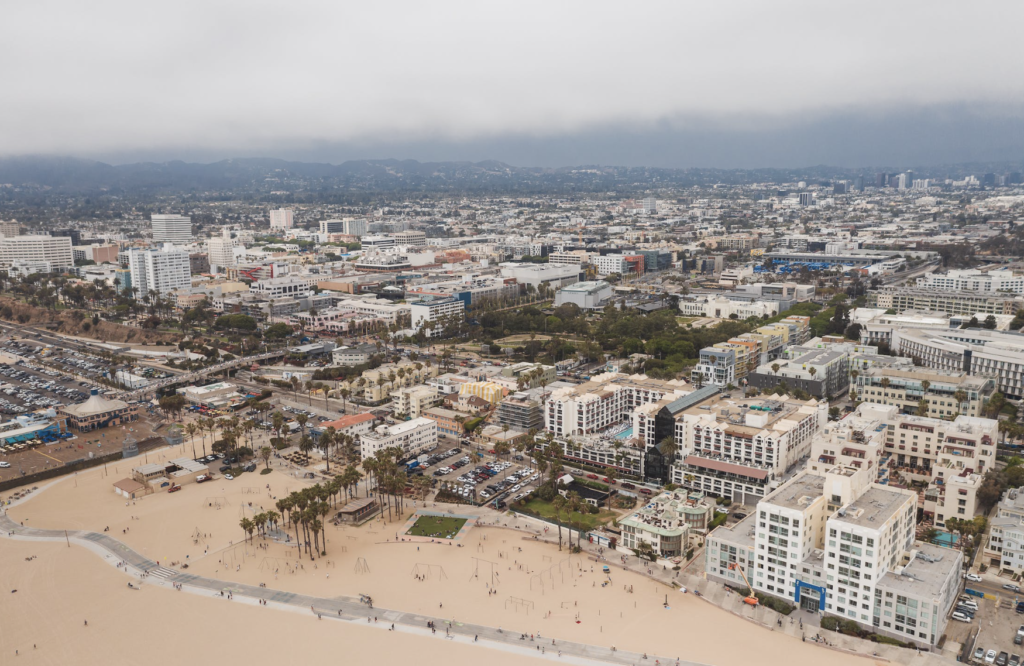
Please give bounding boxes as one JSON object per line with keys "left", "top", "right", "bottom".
{"left": 932, "top": 531, "right": 960, "bottom": 547}
{"left": 615, "top": 427, "right": 634, "bottom": 440}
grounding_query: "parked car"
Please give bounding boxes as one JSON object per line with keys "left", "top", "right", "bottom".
{"left": 976, "top": 648, "right": 988, "bottom": 661}
{"left": 586, "top": 474, "right": 599, "bottom": 480}
{"left": 621, "top": 482, "right": 635, "bottom": 490}
{"left": 639, "top": 488, "right": 652, "bottom": 495}
{"left": 1005, "top": 584, "right": 1022, "bottom": 593}
{"left": 167, "top": 484, "right": 181, "bottom": 493}
{"left": 0, "top": 461, "right": 9, "bottom": 468}
{"left": 952, "top": 612, "right": 972, "bottom": 623}
{"left": 987, "top": 650, "right": 998, "bottom": 664}
{"left": 965, "top": 573, "right": 983, "bottom": 582}
{"left": 997, "top": 652, "right": 1009, "bottom": 666}
{"left": 1008, "top": 655, "right": 1020, "bottom": 666}
{"left": 196, "top": 475, "right": 211, "bottom": 483}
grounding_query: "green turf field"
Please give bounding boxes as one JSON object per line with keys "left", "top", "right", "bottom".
{"left": 406, "top": 515, "right": 468, "bottom": 539}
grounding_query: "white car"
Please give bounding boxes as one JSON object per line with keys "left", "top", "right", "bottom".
{"left": 224, "top": 474, "right": 234, "bottom": 481}
{"left": 988, "top": 650, "right": 999, "bottom": 663}
{"left": 965, "top": 573, "right": 983, "bottom": 582}
{"left": 951, "top": 612, "right": 972, "bottom": 623}
{"left": 0, "top": 461, "right": 10, "bottom": 468}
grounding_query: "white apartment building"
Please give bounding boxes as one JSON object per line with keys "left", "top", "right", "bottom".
{"left": 891, "top": 327, "right": 1024, "bottom": 399}
{"left": 207, "top": 229, "right": 238, "bottom": 270}
{"left": 394, "top": 230, "right": 427, "bottom": 246}
{"left": 269, "top": 209, "right": 294, "bottom": 230}
{"left": 410, "top": 298, "right": 464, "bottom": 337}
{"left": 345, "top": 219, "right": 367, "bottom": 237}
{"left": 984, "top": 487, "right": 1024, "bottom": 574}
{"left": 248, "top": 276, "right": 312, "bottom": 299}
{"left": 126, "top": 245, "right": 192, "bottom": 296}
{"left": 594, "top": 254, "right": 632, "bottom": 276}
{"left": 673, "top": 394, "right": 827, "bottom": 504}
{"left": 0, "top": 235, "right": 74, "bottom": 271}
{"left": 361, "top": 235, "right": 396, "bottom": 250}
{"left": 0, "top": 220, "right": 19, "bottom": 237}
{"left": 359, "top": 417, "right": 437, "bottom": 460}
{"left": 544, "top": 372, "right": 689, "bottom": 438}
{"left": 707, "top": 468, "right": 959, "bottom": 646}
{"left": 922, "top": 268, "right": 1024, "bottom": 295}
{"left": 150, "top": 215, "right": 193, "bottom": 243}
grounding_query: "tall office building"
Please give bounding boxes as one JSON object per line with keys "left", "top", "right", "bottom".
{"left": 150, "top": 215, "right": 193, "bottom": 243}
{"left": 207, "top": 229, "right": 237, "bottom": 271}
{"left": 0, "top": 220, "right": 19, "bottom": 237}
{"left": 127, "top": 244, "right": 192, "bottom": 297}
{"left": 52, "top": 229, "right": 82, "bottom": 246}
{"left": 894, "top": 173, "right": 908, "bottom": 190}
{"left": 798, "top": 192, "right": 813, "bottom": 206}
{"left": 269, "top": 209, "right": 294, "bottom": 230}
{"left": 0, "top": 235, "right": 74, "bottom": 271}
{"left": 319, "top": 219, "right": 346, "bottom": 234}
{"left": 642, "top": 197, "right": 657, "bottom": 215}
{"left": 344, "top": 218, "right": 368, "bottom": 237}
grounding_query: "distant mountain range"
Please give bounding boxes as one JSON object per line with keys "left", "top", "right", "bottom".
{"left": 0, "top": 155, "right": 1019, "bottom": 197}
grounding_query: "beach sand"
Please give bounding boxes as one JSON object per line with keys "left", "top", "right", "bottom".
{"left": 3, "top": 447, "right": 883, "bottom": 666}
{"left": 0, "top": 538, "right": 548, "bottom": 666}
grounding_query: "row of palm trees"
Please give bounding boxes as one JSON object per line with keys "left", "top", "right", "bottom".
{"left": 263, "top": 468, "right": 365, "bottom": 560}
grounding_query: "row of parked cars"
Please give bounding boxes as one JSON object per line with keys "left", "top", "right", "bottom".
{"left": 0, "top": 364, "right": 87, "bottom": 413}
{"left": 480, "top": 467, "right": 539, "bottom": 500}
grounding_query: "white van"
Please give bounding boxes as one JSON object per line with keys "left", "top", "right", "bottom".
{"left": 951, "top": 611, "right": 972, "bottom": 623}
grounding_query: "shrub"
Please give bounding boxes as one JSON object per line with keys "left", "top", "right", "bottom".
{"left": 755, "top": 592, "right": 794, "bottom": 615}
{"left": 820, "top": 616, "right": 840, "bottom": 631}
{"left": 260, "top": 468, "right": 272, "bottom": 475}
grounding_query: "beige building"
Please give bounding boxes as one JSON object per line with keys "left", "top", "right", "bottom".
{"left": 394, "top": 385, "right": 439, "bottom": 418}
{"left": 853, "top": 367, "right": 994, "bottom": 419}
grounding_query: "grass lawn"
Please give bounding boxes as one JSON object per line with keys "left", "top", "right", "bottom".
{"left": 406, "top": 515, "right": 468, "bottom": 539}
{"left": 520, "top": 498, "right": 616, "bottom": 531}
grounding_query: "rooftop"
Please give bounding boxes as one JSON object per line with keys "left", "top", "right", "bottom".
{"left": 833, "top": 486, "right": 913, "bottom": 528}
{"left": 761, "top": 473, "right": 826, "bottom": 511}
{"left": 878, "top": 542, "right": 961, "bottom": 597}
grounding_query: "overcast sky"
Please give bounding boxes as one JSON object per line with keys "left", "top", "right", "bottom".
{"left": 4, "top": 1, "right": 1023, "bottom": 168}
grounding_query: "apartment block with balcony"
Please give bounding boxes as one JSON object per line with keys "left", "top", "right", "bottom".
{"left": 853, "top": 367, "right": 993, "bottom": 419}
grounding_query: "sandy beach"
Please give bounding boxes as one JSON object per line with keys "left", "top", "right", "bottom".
{"left": 1, "top": 446, "right": 884, "bottom": 666}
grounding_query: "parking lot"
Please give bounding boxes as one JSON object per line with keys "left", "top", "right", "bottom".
{"left": 0, "top": 357, "right": 95, "bottom": 415}
{"left": 422, "top": 443, "right": 540, "bottom": 506}
{"left": 949, "top": 574, "right": 1024, "bottom": 666}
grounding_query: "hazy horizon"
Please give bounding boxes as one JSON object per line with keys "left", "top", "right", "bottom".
{"left": 4, "top": 1, "right": 1023, "bottom": 169}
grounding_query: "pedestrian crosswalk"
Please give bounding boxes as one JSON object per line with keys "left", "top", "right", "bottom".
{"left": 148, "top": 566, "right": 177, "bottom": 579}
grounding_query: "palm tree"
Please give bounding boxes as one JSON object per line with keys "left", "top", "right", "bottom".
{"left": 552, "top": 495, "right": 567, "bottom": 550}
{"left": 566, "top": 491, "right": 584, "bottom": 550}
{"left": 340, "top": 388, "right": 350, "bottom": 414}
{"left": 771, "top": 363, "right": 780, "bottom": 376}
{"left": 272, "top": 411, "right": 286, "bottom": 445}
{"left": 953, "top": 389, "right": 968, "bottom": 414}
{"left": 239, "top": 517, "right": 254, "bottom": 544}
{"left": 296, "top": 413, "right": 309, "bottom": 439}
{"left": 259, "top": 446, "right": 273, "bottom": 469}
{"left": 319, "top": 427, "right": 336, "bottom": 473}
{"left": 185, "top": 421, "right": 199, "bottom": 459}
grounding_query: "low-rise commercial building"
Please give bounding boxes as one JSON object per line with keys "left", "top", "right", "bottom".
{"left": 554, "top": 280, "right": 612, "bottom": 310}
{"left": 359, "top": 417, "right": 437, "bottom": 460}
